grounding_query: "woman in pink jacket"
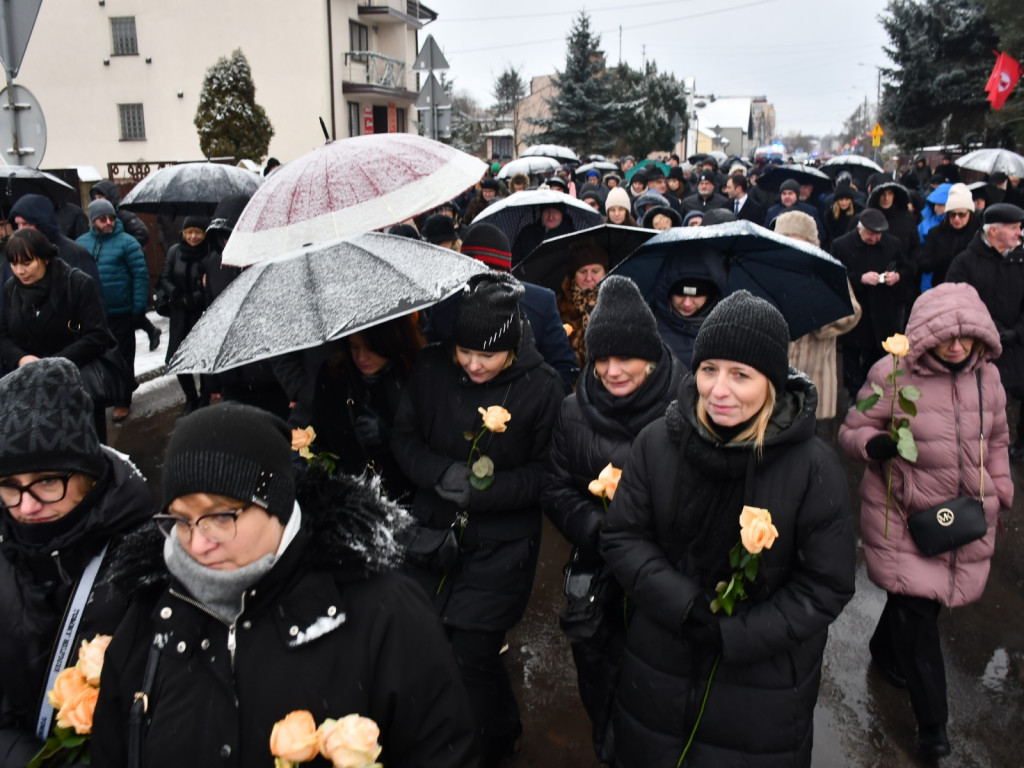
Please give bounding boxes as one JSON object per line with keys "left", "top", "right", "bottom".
{"left": 839, "top": 281, "right": 1012, "bottom": 759}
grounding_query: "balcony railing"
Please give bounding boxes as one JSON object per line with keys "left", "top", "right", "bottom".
{"left": 343, "top": 51, "right": 407, "bottom": 90}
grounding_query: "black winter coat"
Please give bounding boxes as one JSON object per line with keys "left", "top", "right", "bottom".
{"left": 830, "top": 229, "right": 909, "bottom": 351}
{"left": 0, "top": 260, "right": 111, "bottom": 372}
{"left": 600, "top": 374, "right": 855, "bottom": 768}
{"left": 157, "top": 241, "right": 208, "bottom": 362}
{"left": 91, "top": 468, "right": 478, "bottom": 768}
{"left": 0, "top": 450, "right": 152, "bottom": 767}
{"left": 390, "top": 340, "right": 564, "bottom": 631}
{"left": 921, "top": 215, "right": 980, "bottom": 286}
{"left": 946, "top": 232, "right": 1024, "bottom": 390}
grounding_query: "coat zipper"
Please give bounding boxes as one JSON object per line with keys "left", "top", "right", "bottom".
{"left": 168, "top": 588, "right": 248, "bottom": 670}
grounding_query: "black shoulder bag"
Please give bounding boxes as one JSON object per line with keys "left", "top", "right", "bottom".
{"left": 905, "top": 369, "right": 988, "bottom": 556}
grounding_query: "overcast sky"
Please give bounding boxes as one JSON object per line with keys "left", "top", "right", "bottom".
{"left": 421, "top": 0, "right": 893, "bottom": 140}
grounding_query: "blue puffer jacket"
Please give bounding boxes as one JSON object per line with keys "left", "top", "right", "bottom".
{"left": 76, "top": 219, "right": 149, "bottom": 316}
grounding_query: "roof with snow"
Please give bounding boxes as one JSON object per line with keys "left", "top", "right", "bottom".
{"left": 695, "top": 97, "right": 752, "bottom": 134}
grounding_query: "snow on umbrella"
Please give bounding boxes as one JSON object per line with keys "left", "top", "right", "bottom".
{"left": 819, "top": 155, "right": 883, "bottom": 190}
{"left": 513, "top": 224, "right": 656, "bottom": 294}
{"left": 0, "top": 166, "right": 76, "bottom": 208}
{"left": 471, "top": 188, "right": 604, "bottom": 248}
{"left": 520, "top": 144, "right": 580, "bottom": 164}
{"left": 221, "top": 133, "right": 487, "bottom": 267}
{"left": 759, "top": 164, "right": 834, "bottom": 196}
{"left": 609, "top": 220, "right": 853, "bottom": 339}
{"left": 574, "top": 161, "right": 619, "bottom": 181}
{"left": 496, "top": 156, "right": 560, "bottom": 179}
{"left": 120, "top": 162, "right": 262, "bottom": 216}
{"left": 955, "top": 148, "right": 1024, "bottom": 177}
{"left": 169, "top": 232, "right": 487, "bottom": 373}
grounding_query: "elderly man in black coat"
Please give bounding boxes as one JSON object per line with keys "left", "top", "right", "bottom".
{"left": 831, "top": 208, "right": 910, "bottom": 399}
{"left": 946, "top": 202, "right": 1024, "bottom": 457}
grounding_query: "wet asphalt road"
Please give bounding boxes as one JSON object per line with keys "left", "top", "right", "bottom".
{"left": 108, "top": 392, "right": 1024, "bottom": 768}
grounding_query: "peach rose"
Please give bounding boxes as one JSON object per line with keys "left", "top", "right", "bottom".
{"left": 56, "top": 685, "right": 99, "bottom": 735}
{"left": 563, "top": 323, "right": 573, "bottom": 336}
{"left": 76, "top": 634, "right": 111, "bottom": 686}
{"left": 317, "top": 715, "right": 383, "bottom": 768}
{"left": 588, "top": 463, "right": 622, "bottom": 501}
{"left": 47, "top": 666, "right": 89, "bottom": 710}
{"left": 881, "top": 333, "right": 910, "bottom": 358}
{"left": 291, "top": 426, "right": 316, "bottom": 459}
{"left": 738, "top": 505, "right": 771, "bottom": 530}
{"left": 478, "top": 406, "right": 511, "bottom": 433}
{"left": 269, "top": 710, "right": 320, "bottom": 763}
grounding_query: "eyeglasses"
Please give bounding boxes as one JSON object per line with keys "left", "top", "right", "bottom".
{"left": 0, "top": 473, "right": 75, "bottom": 508}
{"left": 948, "top": 211, "right": 971, "bottom": 219}
{"left": 94, "top": 215, "right": 116, "bottom": 223}
{"left": 153, "top": 504, "right": 253, "bottom": 544}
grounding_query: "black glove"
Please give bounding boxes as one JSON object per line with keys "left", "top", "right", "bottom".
{"left": 434, "top": 464, "right": 471, "bottom": 508}
{"left": 865, "top": 433, "right": 900, "bottom": 461}
{"left": 681, "top": 594, "right": 722, "bottom": 649}
{"left": 999, "top": 328, "right": 1019, "bottom": 347}
{"left": 353, "top": 413, "right": 383, "bottom": 448}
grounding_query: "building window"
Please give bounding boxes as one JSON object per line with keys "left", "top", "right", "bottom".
{"left": 118, "top": 103, "right": 146, "bottom": 141}
{"left": 110, "top": 17, "right": 138, "bottom": 56}
{"left": 348, "top": 102, "right": 360, "bottom": 137}
{"left": 349, "top": 21, "right": 369, "bottom": 53}
{"left": 396, "top": 108, "right": 406, "bottom": 134}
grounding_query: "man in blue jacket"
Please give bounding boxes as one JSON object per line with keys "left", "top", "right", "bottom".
{"left": 77, "top": 199, "right": 148, "bottom": 421}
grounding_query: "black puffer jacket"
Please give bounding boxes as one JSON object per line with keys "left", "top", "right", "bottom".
{"left": 0, "top": 449, "right": 152, "bottom": 767}
{"left": 921, "top": 214, "right": 980, "bottom": 286}
{"left": 600, "top": 373, "right": 855, "bottom": 768}
{"left": 91, "top": 467, "right": 478, "bottom": 768}
{"left": 390, "top": 338, "right": 564, "bottom": 631}
{"left": 157, "top": 230, "right": 208, "bottom": 363}
{"left": 946, "top": 232, "right": 1024, "bottom": 390}
{"left": 651, "top": 252, "right": 728, "bottom": 369}
{"left": 542, "top": 342, "right": 683, "bottom": 556}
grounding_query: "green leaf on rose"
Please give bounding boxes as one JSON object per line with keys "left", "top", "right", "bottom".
{"left": 470, "top": 455, "right": 494, "bottom": 479}
{"left": 469, "top": 473, "right": 494, "bottom": 491}
{"left": 900, "top": 384, "right": 922, "bottom": 401}
{"left": 744, "top": 555, "right": 759, "bottom": 582}
{"left": 896, "top": 427, "right": 918, "bottom": 462}
{"left": 892, "top": 367, "right": 906, "bottom": 377}
{"left": 897, "top": 393, "right": 917, "bottom": 417}
{"left": 855, "top": 393, "right": 880, "bottom": 412}
{"left": 871, "top": 382, "right": 885, "bottom": 397}
{"left": 463, "top": 431, "right": 476, "bottom": 441}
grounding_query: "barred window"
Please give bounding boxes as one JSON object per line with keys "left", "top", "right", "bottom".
{"left": 118, "top": 104, "right": 146, "bottom": 141}
{"left": 110, "top": 17, "right": 138, "bottom": 56}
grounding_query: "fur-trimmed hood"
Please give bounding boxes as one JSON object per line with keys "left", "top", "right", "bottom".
{"left": 105, "top": 465, "right": 413, "bottom": 595}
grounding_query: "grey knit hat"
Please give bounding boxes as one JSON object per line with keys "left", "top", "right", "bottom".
{"left": 162, "top": 402, "right": 295, "bottom": 523}
{"left": 0, "top": 359, "right": 105, "bottom": 479}
{"left": 585, "top": 276, "right": 663, "bottom": 363}
{"left": 87, "top": 198, "right": 116, "bottom": 222}
{"left": 691, "top": 290, "right": 791, "bottom": 391}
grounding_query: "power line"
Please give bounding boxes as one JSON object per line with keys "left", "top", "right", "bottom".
{"left": 440, "top": 0, "right": 697, "bottom": 23}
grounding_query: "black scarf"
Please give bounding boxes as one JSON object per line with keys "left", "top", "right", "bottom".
{"left": 14, "top": 271, "right": 52, "bottom": 317}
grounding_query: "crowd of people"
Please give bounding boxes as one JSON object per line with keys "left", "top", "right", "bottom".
{"left": 0, "top": 146, "right": 1020, "bottom": 768}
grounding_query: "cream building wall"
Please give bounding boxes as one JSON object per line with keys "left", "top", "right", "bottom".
{"left": 17, "top": 0, "right": 426, "bottom": 175}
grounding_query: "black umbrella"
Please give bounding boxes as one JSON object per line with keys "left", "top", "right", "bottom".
{"left": 120, "top": 162, "right": 262, "bottom": 216}
{"left": 513, "top": 224, "right": 656, "bottom": 293}
{"left": 471, "top": 189, "right": 603, "bottom": 246}
{"left": 820, "top": 155, "right": 883, "bottom": 190}
{"left": 759, "top": 164, "right": 834, "bottom": 196}
{"left": 0, "top": 166, "right": 77, "bottom": 209}
{"left": 609, "top": 221, "right": 853, "bottom": 339}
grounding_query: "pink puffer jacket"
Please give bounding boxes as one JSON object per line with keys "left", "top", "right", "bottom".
{"left": 839, "top": 282, "right": 1013, "bottom": 606}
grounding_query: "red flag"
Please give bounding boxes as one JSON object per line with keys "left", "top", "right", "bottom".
{"left": 985, "top": 52, "right": 1022, "bottom": 110}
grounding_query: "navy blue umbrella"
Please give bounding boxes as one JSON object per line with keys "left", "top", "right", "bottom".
{"left": 608, "top": 221, "right": 854, "bottom": 339}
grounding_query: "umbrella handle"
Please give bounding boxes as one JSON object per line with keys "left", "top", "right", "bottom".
{"left": 319, "top": 117, "right": 330, "bottom": 142}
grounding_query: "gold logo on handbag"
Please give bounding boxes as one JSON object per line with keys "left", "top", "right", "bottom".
{"left": 936, "top": 508, "right": 955, "bottom": 527}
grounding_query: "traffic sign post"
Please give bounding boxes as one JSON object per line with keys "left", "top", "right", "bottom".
{"left": 870, "top": 122, "right": 884, "bottom": 165}
{"left": 0, "top": 84, "right": 45, "bottom": 166}
{"left": 0, "top": 0, "right": 44, "bottom": 166}
{"left": 414, "top": 35, "right": 452, "bottom": 140}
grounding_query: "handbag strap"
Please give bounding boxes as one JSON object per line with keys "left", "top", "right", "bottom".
{"left": 128, "top": 634, "right": 164, "bottom": 768}
{"left": 976, "top": 368, "right": 984, "bottom": 501}
{"left": 35, "top": 542, "right": 109, "bottom": 739}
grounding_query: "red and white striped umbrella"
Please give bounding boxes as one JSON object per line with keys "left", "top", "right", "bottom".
{"left": 222, "top": 133, "right": 487, "bottom": 266}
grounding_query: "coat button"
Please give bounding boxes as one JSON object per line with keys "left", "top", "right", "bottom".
{"left": 242, "top": 620, "right": 252, "bottom": 630}
{"left": 176, "top": 641, "right": 187, "bottom": 653}
{"left": 201, "top": 639, "right": 210, "bottom": 650}
{"left": 220, "top": 744, "right": 231, "bottom": 758}
{"left": 160, "top": 607, "right": 173, "bottom": 619}
{"left": 289, "top": 626, "right": 299, "bottom": 636}
{"left": 327, "top": 606, "right": 337, "bottom": 617}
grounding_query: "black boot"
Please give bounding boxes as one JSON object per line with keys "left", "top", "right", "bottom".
{"left": 147, "top": 326, "right": 162, "bottom": 352}
{"left": 918, "top": 724, "right": 950, "bottom": 758}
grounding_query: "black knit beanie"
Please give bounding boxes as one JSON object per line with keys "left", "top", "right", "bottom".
{"left": 690, "top": 290, "right": 790, "bottom": 392}
{"left": 0, "top": 359, "right": 105, "bottom": 478}
{"left": 585, "top": 276, "right": 662, "bottom": 362}
{"left": 453, "top": 272, "right": 524, "bottom": 352}
{"left": 162, "top": 402, "right": 295, "bottom": 523}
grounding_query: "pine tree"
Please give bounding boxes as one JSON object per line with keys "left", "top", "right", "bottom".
{"left": 528, "top": 12, "right": 620, "bottom": 155}
{"left": 607, "top": 61, "right": 687, "bottom": 158}
{"left": 492, "top": 66, "right": 526, "bottom": 152}
{"left": 194, "top": 49, "right": 275, "bottom": 163}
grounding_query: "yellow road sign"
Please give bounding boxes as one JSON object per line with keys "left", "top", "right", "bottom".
{"left": 870, "top": 122, "right": 884, "bottom": 147}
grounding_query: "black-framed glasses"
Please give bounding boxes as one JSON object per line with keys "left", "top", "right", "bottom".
{"left": 0, "top": 473, "right": 75, "bottom": 508}
{"left": 152, "top": 504, "right": 252, "bottom": 544}
{"left": 948, "top": 211, "right": 971, "bottom": 219}
{"left": 94, "top": 215, "right": 116, "bottom": 223}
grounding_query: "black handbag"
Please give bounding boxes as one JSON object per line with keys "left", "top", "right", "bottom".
{"left": 904, "top": 370, "right": 988, "bottom": 556}
{"left": 558, "top": 549, "right": 612, "bottom": 642}
{"left": 401, "top": 523, "right": 459, "bottom": 574}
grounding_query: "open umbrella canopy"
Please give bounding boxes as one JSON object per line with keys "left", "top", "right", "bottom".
{"left": 0, "top": 166, "right": 76, "bottom": 208}
{"left": 472, "top": 188, "right": 604, "bottom": 246}
{"left": 120, "top": 162, "right": 262, "bottom": 216}
{"left": 608, "top": 221, "right": 853, "bottom": 339}
{"left": 513, "top": 224, "right": 656, "bottom": 293}
{"left": 759, "top": 164, "right": 834, "bottom": 196}
{"left": 222, "top": 134, "right": 487, "bottom": 267}
{"left": 574, "top": 161, "right": 619, "bottom": 181}
{"left": 169, "top": 232, "right": 487, "bottom": 373}
{"left": 955, "top": 148, "right": 1024, "bottom": 177}
{"left": 496, "top": 156, "right": 560, "bottom": 180}
{"left": 520, "top": 144, "right": 579, "bottom": 164}
{"left": 624, "top": 159, "right": 671, "bottom": 182}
